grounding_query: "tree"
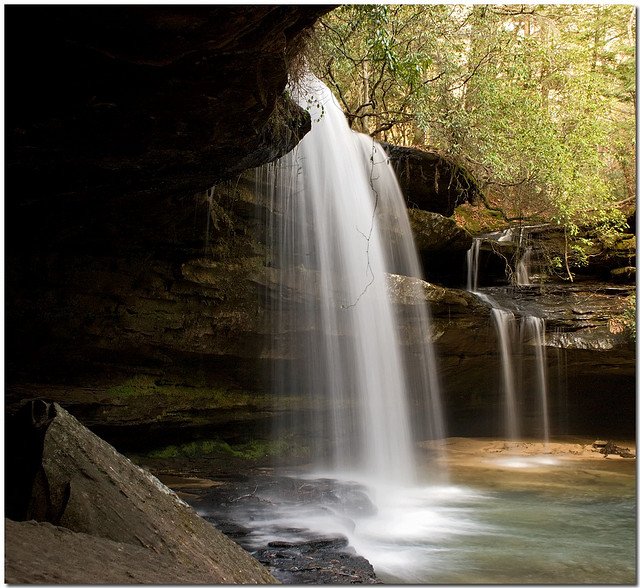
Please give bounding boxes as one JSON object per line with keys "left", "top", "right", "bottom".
{"left": 310, "top": 5, "right": 635, "bottom": 279}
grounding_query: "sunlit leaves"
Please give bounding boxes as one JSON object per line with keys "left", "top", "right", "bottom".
{"left": 312, "top": 3, "right": 635, "bottom": 254}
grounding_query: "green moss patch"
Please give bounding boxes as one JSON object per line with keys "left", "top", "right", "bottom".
{"left": 147, "top": 437, "right": 310, "bottom": 460}
{"left": 105, "top": 374, "right": 311, "bottom": 412}
{"left": 453, "top": 203, "right": 510, "bottom": 236}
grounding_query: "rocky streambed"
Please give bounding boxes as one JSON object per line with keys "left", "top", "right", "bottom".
{"left": 5, "top": 397, "right": 634, "bottom": 585}
{"left": 134, "top": 461, "right": 383, "bottom": 584}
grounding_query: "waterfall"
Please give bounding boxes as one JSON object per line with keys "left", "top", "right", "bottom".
{"left": 466, "top": 238, "right": 481, "bottom": 291}
{"left": 467, "top": 237, "right": 520, "bottom": 439}
{"left": 523, "top": 316, "right": 550, "bottom": 444}
{"left": 262, "top": 74, "right": 445, "bottom": 487}
{"left": 466, "top": 235, "right": 551, "bottom": 442}
{"left": 491, "top": 308, "right": 520, "bottom": 440}
{"left": 515, "top": 246, "right": 532, "bottom": 286}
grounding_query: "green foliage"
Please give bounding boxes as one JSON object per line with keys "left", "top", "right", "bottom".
{"left": 312, "top": 5, "right": 635, "bottom": 265}
{"left": 454, "top": 202, "right": 509, "bottom": 235}
{"left": 107, "top": 375, "right": 157, "bottom": 398}
{"left": 569, "top": 237, "right": 592, "bottom": 268}
{"left": 105, "top": 374, "right": 306, "bottom": 411}
{"left": 147, "top": 437, "right": 310, "bottom": 460}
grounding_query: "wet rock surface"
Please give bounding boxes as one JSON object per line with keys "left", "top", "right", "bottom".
{"left": 146, "top": 465, "right": 382, "bottom": 585}
{"left": 481, "top": 282, "right": 635, "bottom": 349}
{"left": 253, "top": 538, "right": 380, "bottom": 584}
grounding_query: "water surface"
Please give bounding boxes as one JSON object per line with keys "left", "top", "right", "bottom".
{"left": 202, "top": 439, "right": 636, "bottom": 584}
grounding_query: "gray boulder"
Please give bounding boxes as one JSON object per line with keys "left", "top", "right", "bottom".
{"left": 5, "top": 400, "right": 277, "bottom": 584}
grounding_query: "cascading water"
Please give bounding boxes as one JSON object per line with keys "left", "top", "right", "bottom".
{"left": 467, "top": 237, "right": 520, "bottom": 440}
{"left": 466, "top": 237, "right": 481, "bottom": 292}
{"left": 515, "top": 246, "right": 532, "bottom": 286}
{"left": 491, "top": 308, "right": 520, "bottom": 440}
{"left": 522, "top": 315, "right": 550, "bottom": 444}
{"left": 261, "top": 74, "right": 445, "bottom": 488}
{"left": 466, "top": 234, "right": 550, "bottom": 442}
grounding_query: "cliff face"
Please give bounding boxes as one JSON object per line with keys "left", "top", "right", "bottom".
{"left": 6, "top": 6, "right": 330, "bottom": 199}
{"left": 5, "top": 6, "right": 634, "bottom": 450}
{"left": 6, "top": 6, "right": 329, "bottom": 385}
{"left": 381, "top": 143, "right": 480, "bottom": 216}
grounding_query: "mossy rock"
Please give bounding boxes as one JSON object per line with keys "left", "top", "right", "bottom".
{"left": 453, "top": 203, "right": 511, "bottom": 236}
{"left": 105, "top": 373, "right": 305, "bottom": 412}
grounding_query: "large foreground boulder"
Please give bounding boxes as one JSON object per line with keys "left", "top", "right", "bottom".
{"left": 5, "top": 519, "right": 274, "bottom": 585}
{"left": 5, "top": 400, "right": 277, "bottom": 584}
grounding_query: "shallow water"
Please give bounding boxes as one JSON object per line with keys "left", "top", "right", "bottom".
{"left": 196, "top": 441, "right": 635, "bottom": 585}
{"left": 350, "top": 481, "right": 635, "bottom": 584}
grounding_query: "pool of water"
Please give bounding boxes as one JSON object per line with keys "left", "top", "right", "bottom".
{"left": 347, "top": 483, "right": 635, "bottom": 584}
{"left": 189, "top": 440, "right": 636, "bottom": 584}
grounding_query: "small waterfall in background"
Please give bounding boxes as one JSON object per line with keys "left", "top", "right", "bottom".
{"left": 466, "top": 237, "right": 520, "bottom": 440}
{"left": 466, "top": 238, "right": 481, "bottom": 291}
{"left": 261, "top": 74, "right": 445, "bottom": 489}
{"left": 492, "top": 308, "right": 520, "bottom": 440}
{"left": 515, "top": 246, "right": 533, "bottom": 286}
{"left": 522, "top": 316, "right": 550, "bottom": 444}
{"left": 466, "top": 234, "right": 550, "bottom": 442}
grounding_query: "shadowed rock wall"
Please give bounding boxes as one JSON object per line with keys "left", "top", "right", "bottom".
{"left": 381, "top": 143, "right": 480, "bottom": 216}
{"left": 5, "top": 6, "right": 634, "bottom": 449}
{"left": 6, "top": 6, "right": 330, "bottom": 388}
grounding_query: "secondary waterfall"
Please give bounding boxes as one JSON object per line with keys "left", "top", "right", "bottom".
{"left": 261, "top": 74, "right": 445, "bottom": 487}
{"left": 492, "top": 308, "right": 520, "bottom": 440}
{"left": 466, "top": 235, "right": 550, "bottom": 441}
{"left": 515, "top": 246, "right": 533, "bottom": 286}
{"left": 522, "top": 316, "right": 550, "bottom": 444}
{"left": 466, "top": 238, "right": 481, "bottom": 291}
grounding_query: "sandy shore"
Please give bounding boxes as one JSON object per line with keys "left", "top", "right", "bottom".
{"left": 418, "top": 436, "right": 636, "bottom": 495}
{"left": 422, "top": 436, "right": 636, "bottom": 459}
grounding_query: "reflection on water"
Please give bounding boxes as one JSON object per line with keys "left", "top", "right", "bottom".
{"left": 492, "top": 455, "right": 560, "bottom": 468}
{"left": 195, "top": 441, "right": 636, "bottom": 584}
{"left": 351, "top": 485, "right": 635, "bottom": 584}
